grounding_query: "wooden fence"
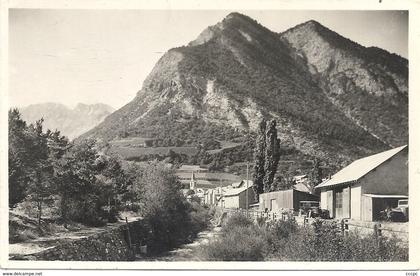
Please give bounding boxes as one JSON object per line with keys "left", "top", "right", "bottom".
{"left": 222, "top": 208, "right": 408, "bottom": 243}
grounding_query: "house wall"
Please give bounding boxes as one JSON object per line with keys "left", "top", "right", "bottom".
{"left": 320, "top": 191, "right": 327, "bottom": 210}
{"left": 321, "top": 185, "right": 351, "bottom": 219}
{"left": 224, "top": 188, "right": 256, "bottom": 209}
{"left": 343, "top": 186, "right": 351, "bottom": 218}
{"left": 351, "top": 185, "right": 362, "bottom": 220}
{"left": 240, "top": 188, "right": 257, "bottom": 209}
{"left": 361, "top": 195, "right": 373, "bottom": 221}
{"left": 259, "top": 190, "right": 318, "bottom": 211}
{"left": 224, "top": 195, "right": 240, "bottom": 209}
{"left": 320, "top": 189, "right": 334, "bottom": 218}
{"left": 361, "top": 149, "right": 408, "bottom": 195}
{"left": 259, "top": 190, "right": 294, "bottom": 211}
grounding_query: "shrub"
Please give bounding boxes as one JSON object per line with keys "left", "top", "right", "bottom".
{"left": 268, "top": 219, "right": 298, "bottom": 240}
{"left": 222, "top": 213, "right": 254, "bottom": 230}
{"left": 10, "top": 228, "right": 39, "bottom": 243}
{"left": 188, "top": 202, "right": 212, "bottom": 237}
{"left": 65, "top": 196, "right": 107, "bottom": 227}
{"left": 267, "top": 219, "right": 408, "bottom": 262}
{"left": 342, "top": 232, "right": 408, "bottom": 262}
{"left": 199, "top": 225, "right": 267, "bottom": 261}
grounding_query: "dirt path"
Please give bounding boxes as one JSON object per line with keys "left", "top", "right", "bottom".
{"left": 140, "top": 226, "right": 222, "bottom": 261}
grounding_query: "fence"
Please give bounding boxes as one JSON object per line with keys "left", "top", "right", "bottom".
{"left": 223, "top": 208, "right": 295, "bottom": 222}
{"left": 222, "top": 208, "right": 409, "bottom": 243}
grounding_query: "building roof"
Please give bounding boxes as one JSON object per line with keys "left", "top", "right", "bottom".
{"left": 231, "top": 179, "right": 254, "bottom": 188}
{"left": 363, "top": 194, "right": 408, "bottom": 198}
{"left": 293, "top": 174, "right": 307, "bottom": 181}
{"left": 316, "top": 145, "right": 407, "bottom": 189}
{"left": 294, "top": 183, "right": 312, "bottom": 193}
{"left": 224, "top": 185, "right": 254, "bottom": 197}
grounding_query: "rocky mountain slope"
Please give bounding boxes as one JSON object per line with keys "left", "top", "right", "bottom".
{"left": 20, "top": 103, "right": 114, "bottom": 139}
{"left": 82, "top": 13, "right": 408, "bottom": 168}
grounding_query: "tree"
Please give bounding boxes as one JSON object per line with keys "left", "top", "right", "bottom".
{"left": 252, "top": 119, "right": 266, "bottom": 200}
{"left": 252, "top": 119, "right": 281, "bottom": 196}
{"left": 138, "top": 161, "right": 191, "bottom": 251}
{"left": 96, "top": 154, "right": 131, "bottom": 222}
{"left": 263, "top": 120, "right": 280, "bottom": 192}
{"left": 308, "top": 158, "right": 323, "bottom": 194}
{"left": 8, "top": 109, "right": 30, "bottom": 207}
{"left": 25, "top": 119, "right": 53, "bottom": 226}
{"left": 55, "top": 139, "right": 105, "bottom": 226}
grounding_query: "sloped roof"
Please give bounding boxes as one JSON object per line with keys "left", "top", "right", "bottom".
{"left": 231, "top": 180, "right": 254, "bottom": 188}
{"left": 294, "top": 182, "right": 311, "bottom": 193}
{"left": 316, "top": 145, "right": 407, "bottom": 189}
{"left": 224, "top": 185, "right": 254, "bottom": 197}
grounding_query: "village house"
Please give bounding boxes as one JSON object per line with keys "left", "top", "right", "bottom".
{"left": 316, "top": 145, "right": 408, "bottom": 222}
{"left": 218, "top": 180, "right": 255, "bottom": 209}
{"left": 259, "top": 189, "right": 319, "bottom": 212}
{"left": 292, "top": 174, "right": 313, "bottom": 194}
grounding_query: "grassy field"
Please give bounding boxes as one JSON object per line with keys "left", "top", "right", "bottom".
{"left": 177, "top": 171, "right": 241, "bottom": 188}
{"left": 109, "top": 146, "right": 198, "bottom": 160}
{"left": 109, "top": 137, "right": 154, "bottom": 147}
{"left": 206, "top": 140, "right": 242, "bottom": 155}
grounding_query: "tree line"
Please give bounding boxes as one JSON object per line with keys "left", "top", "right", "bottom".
{"left": 9, "top": 109, "right": 211, "bottom": 250}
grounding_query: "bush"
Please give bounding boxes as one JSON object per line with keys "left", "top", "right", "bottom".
{"left": 268, "top": 219, "right": 298, "bottom": 240}
{"left": 187, "top": 202, "right": 212, "bottom": 238}
{"left": 222, "top": 212, "right": 254, "bottom": 230}
{"left": 199, "top": 225, "right": 267, "bottom": 261}
{"left": 199, "top": 213, "right": 267, "bottom": 261}
{"left": 201, "top": 215, "right": 408, "bottom": 262}
{"left": 65, "top": 196, "right": 107, "bottom": 227}
{"left": 267, "top": 219, "right": 408, "bottom": 262}
{"left": 10, "top": 228, "right": 39, "bottom": 243}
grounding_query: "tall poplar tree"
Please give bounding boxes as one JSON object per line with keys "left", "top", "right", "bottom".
{"left": 308, "top": 158, "right": 322, "bottom": 194}
{"left": 252, "top": 119, "right": 266, "bottom": 200}
{"left": 263, "top": 120, "right": 280, "bottom": 192}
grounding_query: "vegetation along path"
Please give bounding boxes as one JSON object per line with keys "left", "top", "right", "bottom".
{"left": 139, "top": 226, "right": 222, "bottom": 261}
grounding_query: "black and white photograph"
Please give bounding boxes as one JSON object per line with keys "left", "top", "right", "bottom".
{"left": 1, "top": 0, "right": 419, "bottom": 271}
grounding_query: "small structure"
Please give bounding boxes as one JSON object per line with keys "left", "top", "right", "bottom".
{"left": 221, "top": 185, "right": 256, "bottom": 209}
{"left": 316, "top": 145, "right": 408, "bottom": 221}
{"left": 189, "top": 171, "right": 197, "bottom": 190}
{"left": 259, "top": 189, "right": 319, "bottom": 212}
{"left": 203, "top": 189, "right": 217, "bottom": 205}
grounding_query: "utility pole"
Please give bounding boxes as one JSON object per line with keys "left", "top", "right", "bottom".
{"left": 245, "top": 128, "right": 250, "bottom": 217}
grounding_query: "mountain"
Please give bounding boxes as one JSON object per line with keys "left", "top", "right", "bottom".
{"left": 82, "top": 13, "right": 408, "bottom": 169}
{"left": 20, "top": 102, "right": 115, "bottom": 139}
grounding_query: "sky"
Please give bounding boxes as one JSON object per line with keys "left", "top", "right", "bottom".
{"left": 9, "top": 10, "right": 408, "bottom": 109}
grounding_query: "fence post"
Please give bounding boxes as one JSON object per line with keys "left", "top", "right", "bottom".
{"left": 373, "top": 223, "right": 382, "bottom": 238}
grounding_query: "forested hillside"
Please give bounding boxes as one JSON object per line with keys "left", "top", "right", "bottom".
{"left": 82, "top": 13, "right": 407, "bottom": 170}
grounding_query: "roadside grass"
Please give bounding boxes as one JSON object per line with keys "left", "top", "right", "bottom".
{"left": 198, "top": 213, "right": 409, "bottom": 262}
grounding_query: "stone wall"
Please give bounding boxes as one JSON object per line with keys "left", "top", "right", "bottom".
{"left": 12, "top": 220, "right": 147, "bottom": 261}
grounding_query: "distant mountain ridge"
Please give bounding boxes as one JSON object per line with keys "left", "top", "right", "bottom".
{"left": 20, "top": 102, "right": 114, "bottom": 139}
{"left": 82, "top": 13, "right": 408, "bottom": 167}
